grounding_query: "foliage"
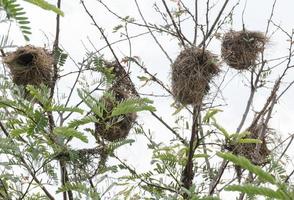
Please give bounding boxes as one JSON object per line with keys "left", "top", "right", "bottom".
{"left": 0, "top": 0, "right": 294, "bottom": 199}
{"left": 0, "top": 0, "right": 31, "bottom": 40}
{"left": 219, "top": 152, "right": 294, "bottom": 199}
{"left": 0, "top": 0, "right": 63, "bottom": 41}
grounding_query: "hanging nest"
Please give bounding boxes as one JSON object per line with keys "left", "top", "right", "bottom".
{"left": 3, "top": 45, "right": 53, "bottom": 87}
{"left": 227, "top": 124, "right": 270, "bottom": 166}
{"left": 171, "top": 47, "right": 220, "bottom": 105}
{"left": 94, "top": 93, "right": 137, "bottom": 142}
{"left": 94, "top": 62, "right": 138, "bottom": 142}
{"left": 221, "top": 30, "right": 268, "bottom": 70}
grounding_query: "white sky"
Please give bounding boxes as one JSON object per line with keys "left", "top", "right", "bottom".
{"left": 1, "top": 0, "right": 294, "bottom": 199}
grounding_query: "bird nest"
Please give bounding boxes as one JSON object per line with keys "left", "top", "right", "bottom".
{"left": 3, "top": 45, "right": 53, "bottom": 87}
{"left": 171, "top": 47, "right": 220, "bottom": 105}
{"left": 94, "top": 62, "right": 138, "bottom": 142}
{"left": 221, "top": 30, "right": 267, "bottom": 70}
{"left": 227, "top": 124, "right": 270, "bottom": 166}
{"left": 94, "top": 93, "right": 137, "bottom": 142}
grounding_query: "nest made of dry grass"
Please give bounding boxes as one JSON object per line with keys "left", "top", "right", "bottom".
{"left": 3, "top": 45, "right": 53, "bottom": 87}
{"left": 221, "top": 30, "right": 268, "bottom": 70}
{"left": 171, "top": 47, "right": 220, "bottom": 105}
{"left": 227, "top": 124, "right": 270, "bottom": 166}
{"left": 94, "top": 62, "right": 138, "bottom": 142}
{"left": 94, "top": 92, "right": 137, "bottom": 142}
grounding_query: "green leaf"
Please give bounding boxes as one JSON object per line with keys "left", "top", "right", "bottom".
{"left": 137, "top": 76, "right": 150, "bottom": 81}
{"left": 54, "top": 127, "right": 88, "bottom": 143}
{"left": 77, "top": 89, "right": 105, "bottom": 118}
{"left": 200, "top": 197, "right": 221, "bottom": 200}
{"left": 24, "top": 0, "right": 64, "bottom": 16}
{"left": 57, "top": 182, "right": 100, "bottom": 199}
{"left": 225, "top": 184, "right": 286, "bottom": 199}
{"left": 238, "top": 138, "right": 262, "bottom": 144}
{"left": 68, "top": 115, "right": 97, "bottom": 128}
{"left": 107, "top": 139, "right": 135, "bottom": 153}
{"left": 47, "top": 105, "right": 84, "bottom": 114}
{"left": 212, "top": 122, "right": 230, "bottom": 139}
{"left": 10, "top": 127, "right": 28, "bottom": 137}
{"left": 54, "top": 47, "right": 68, "bottom": 67}
{"left": 193, "top": 153, "right": 209, "bottom": 159}
{"left": 112, "top": 24, "right": 123, "bottom": 33}
{"left": 26, "top": 85, "right": 51, "bottom": 108}
{"left": 110, "top": 98, "right": 156, "bottom": 117}
{"left": 217, "top": 152, "right": 276, "bottom": 184}
{"left": 1, "top": 0, "right": 31, "bottom": 40}
{"left": 230, "top": 131, "right": 252, "bottom": 141}
{"left": 203, "top": 109, "right": 223, "bottom": 123}
{"left": 93, "top": 58, "right": 115, "bottom": 84}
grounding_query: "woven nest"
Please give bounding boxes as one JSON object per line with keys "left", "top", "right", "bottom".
{"left": 171, "top": 47, "right": 219, "bottom": 105}
{"left": 228, "top": 124, "right": 270, "bottom": 166}
{"left": 94, "top": 93, "right": 137, "bottom": 142}
{"left": 221, "top": 30, "right": 267, "bottom": 70}
{"left": 94, "top": 62, "right": 138, "bottom": 142}
{"left": 3, "top": 45, "right": 53, "bottom": 87}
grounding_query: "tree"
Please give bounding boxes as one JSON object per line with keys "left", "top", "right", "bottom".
{"left": 0, "top": 0, "right": 294, "bottom": 199}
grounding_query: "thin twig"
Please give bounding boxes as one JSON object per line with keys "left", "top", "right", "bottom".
{"left": 134, "top": 0, "right": 173, "bottom": 63}
{"left": 161, "top": 0, "right": 187, "bottom": 47}
{"left": 198, "top": 0, "right": 230, "bottom": 47}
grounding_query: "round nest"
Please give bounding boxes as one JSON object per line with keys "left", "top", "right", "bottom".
{"left": 228, "top": 124, "right": 270, "bottom": 166}
{"left": 221, "top": 30, "right": 267, "bottom": 70}
{"left": 171, "top": 47, "right": 219, "bottom": 105}
{"left": 94, "top": 93, "right": 137, "bottom": 142}
{"left": 3, "top": 45, "right": 53, "bottom": 87}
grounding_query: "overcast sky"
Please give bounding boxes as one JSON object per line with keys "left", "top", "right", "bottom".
{"left": 1, "top": 0, "right": 294, "bottom": 199}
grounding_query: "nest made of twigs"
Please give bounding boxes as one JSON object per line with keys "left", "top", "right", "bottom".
{"left": 221, "top": 30, "right": 268, "bottom": 70}
{"left": 3, "top": 45, "right": 53, "bottom": 87}
{"left": 94, "top": 93, "right": 137, "bottom": 142}
{"left": 227, "top": 124, "right": 270, "bottom": 166}
{"left": 171, "top": 47, "right": 220, "bottom": 105}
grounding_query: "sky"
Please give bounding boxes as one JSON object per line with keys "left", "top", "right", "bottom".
{"left": 1, "top": 0, "right": 294, "bottom": 199}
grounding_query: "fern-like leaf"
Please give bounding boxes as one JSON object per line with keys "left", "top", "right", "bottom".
{"left": 110, "top": 98, "right": 156, "bottom": 117}
{"left": 0, "top": 0, "right": 31, "bottom": 41}
{"left": 57, "top": 182, "right": 100, "bottom": 199}
{"left": 93, "top": 56, "right": 115, "bottom": 84}
{"left": 217, "top": 152, "right": 276, "bottom": 184}
{"left": 24, "top": 0, "right": 64, "bottom": 16}
{"left": 47, "top": 105, "right": 84, "bottom": 114}
{"left": 107, "top": 139, "right": 135, "bottom": 154}
{"left": 54, "top": 127, "right": 88, "bottom": 143}
{"left": 54, "top": 47, "right": 68, "bottom": 67}
{"left": 225, "top": 184, "right": 287, "bottom": 199}
{"left": 68, "top": 115, "right": 97, "bottom": 128}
